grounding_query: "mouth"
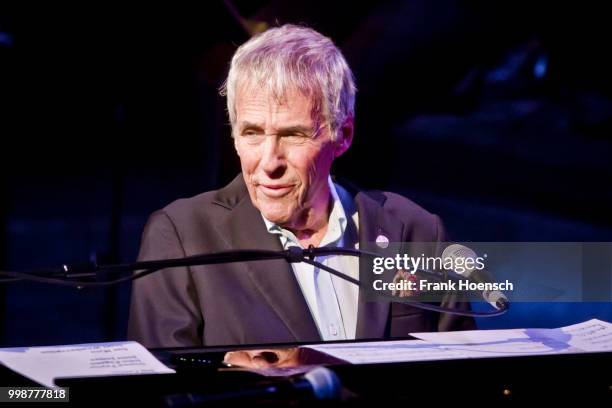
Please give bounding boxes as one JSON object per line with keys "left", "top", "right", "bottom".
{"left": 258, "top": 184, "right": 294, "bottom": 198}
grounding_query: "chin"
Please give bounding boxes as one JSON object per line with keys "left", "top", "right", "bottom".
{"left": 257, "top": 203, "right": 291, "bottom": 224}
{"left": 262, "top": 211, "right": 292, "bottom": 225}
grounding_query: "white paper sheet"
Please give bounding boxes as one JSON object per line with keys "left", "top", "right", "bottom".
{"left": 560, "top": 318, "right": 612, "bottom": 352}
{"left": 304, "top": 319, "right": 612, "bottom": 364}
{"left": 0, "top": 341, "right": 175, "bottom": 388}
{"left": 411, "top": 318, "right": 612, "bottom": 357}
{"left": 304, "top": 339, "right": 471, "bottom": 364}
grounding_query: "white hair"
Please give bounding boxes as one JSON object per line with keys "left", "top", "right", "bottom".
{"left": 220, "top": 24, "right": 356, "bottom": 140}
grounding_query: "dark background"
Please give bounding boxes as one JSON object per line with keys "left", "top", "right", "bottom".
{"left": 0, "top": 1, "right": 610, "bottom": 346}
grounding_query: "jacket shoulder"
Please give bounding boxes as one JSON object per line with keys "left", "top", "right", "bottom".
{"left": 380, "top": 191, "right": 435, "bottom": 218}
{"left": 162, "top": 190, "right": 221, "bottom": 217}
{"left": 159, "top": 174, "right": 247, "bottom": 223}
{"left": 378, "top": 190, "right": 445, "bottom": 242}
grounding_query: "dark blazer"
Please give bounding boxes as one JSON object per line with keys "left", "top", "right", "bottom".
{"left": 127, "top": 174, "right": 475, "bottom": 348}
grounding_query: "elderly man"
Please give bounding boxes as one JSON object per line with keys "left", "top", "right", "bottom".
{"left": 128, "top": 24, "right": 474, "bottom": 349}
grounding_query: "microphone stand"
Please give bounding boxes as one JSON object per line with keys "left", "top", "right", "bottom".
{"left": 0, "top": 246, "right": 508, "bottom": 317}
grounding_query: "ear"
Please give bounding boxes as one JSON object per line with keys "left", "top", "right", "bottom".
{"left": 334, "top": 117, "right": 354, "bottom": 158}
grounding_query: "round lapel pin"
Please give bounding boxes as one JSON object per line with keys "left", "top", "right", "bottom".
{"left": 375, "top": 234, "right": 389, "bottom": 249}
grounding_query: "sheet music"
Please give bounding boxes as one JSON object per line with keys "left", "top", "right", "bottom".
{"left": 0, "top": 341, "right": 175, "bottom": 388}
{"left": 304, "top": 319, "right": 612, "bottom": 364}
{"left": 560, "top": 318, "right": 612, "bottom": 352}
{"left": 304, "top": 339, "right": 471, "bottom": 364}
{"left": 411, "top": 318, "right": 612, "bottom": 356}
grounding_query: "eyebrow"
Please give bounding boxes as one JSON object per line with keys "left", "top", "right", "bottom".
{"left": 238, "top": 121, "right": 263, "bottom": 131}
{"left": 237, "top": 121, "right": 313, "bottom": 134}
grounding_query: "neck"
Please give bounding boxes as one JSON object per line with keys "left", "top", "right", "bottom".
{"left": 283, "top": 187, "right": 332, "bottom": 248}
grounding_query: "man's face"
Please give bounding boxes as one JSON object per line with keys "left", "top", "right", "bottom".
{"left": 233, "top": 85, "right": 351, "bottom": 228}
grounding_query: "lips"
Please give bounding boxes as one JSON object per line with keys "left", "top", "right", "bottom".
{"left": 258, "top": 184, "right": 294, "bottom": 197}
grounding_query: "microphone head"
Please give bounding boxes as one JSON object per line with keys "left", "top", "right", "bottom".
{"left": 443, "top": 244, "right": 509, "bottom": 310}
{"left": 303, "top": 367, "right": 341, "bottom": 400}
{"left": 442, "top": 244, "right": 478, "bottom": 276}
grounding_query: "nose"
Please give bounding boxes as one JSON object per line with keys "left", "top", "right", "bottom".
{"left": 260, "top": 135, "right": 286, "bottom": 177}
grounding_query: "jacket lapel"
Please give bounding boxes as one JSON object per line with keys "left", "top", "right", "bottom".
{"left": 213, "top": 175, "right": 320, "bottom": 342}
{"left": 354, "top": 190, "right": 406, "bottom": 339}
{"left": 212, "top": 174, "right": 405, "bottom": 342}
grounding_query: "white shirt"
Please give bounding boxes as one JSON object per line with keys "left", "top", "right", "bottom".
{"left": 261, "top": 177, "right": 360, "bottom": 340}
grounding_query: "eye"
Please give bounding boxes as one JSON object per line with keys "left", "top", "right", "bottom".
{"left": 280, "top": 132, "right": 310, "bottom": 145}
{"left": 240, "top": 129, "right": 265, "bottom": 145}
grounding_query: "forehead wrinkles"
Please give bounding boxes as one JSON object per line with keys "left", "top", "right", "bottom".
{"left": 236, "top": 87, "right": 316, "bottom": 126}
{"left": 236, "top": 80, "right": 320, "bottom": 126}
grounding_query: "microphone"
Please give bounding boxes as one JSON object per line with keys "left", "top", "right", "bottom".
{"left": 441, "top": 244, "right": 509, "bottom": 310}
{"left": 164, "top": 366, "right": 341, "bottom": 406}
{"left": 0, "top": 245, "right": 506, "bottom": 317}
